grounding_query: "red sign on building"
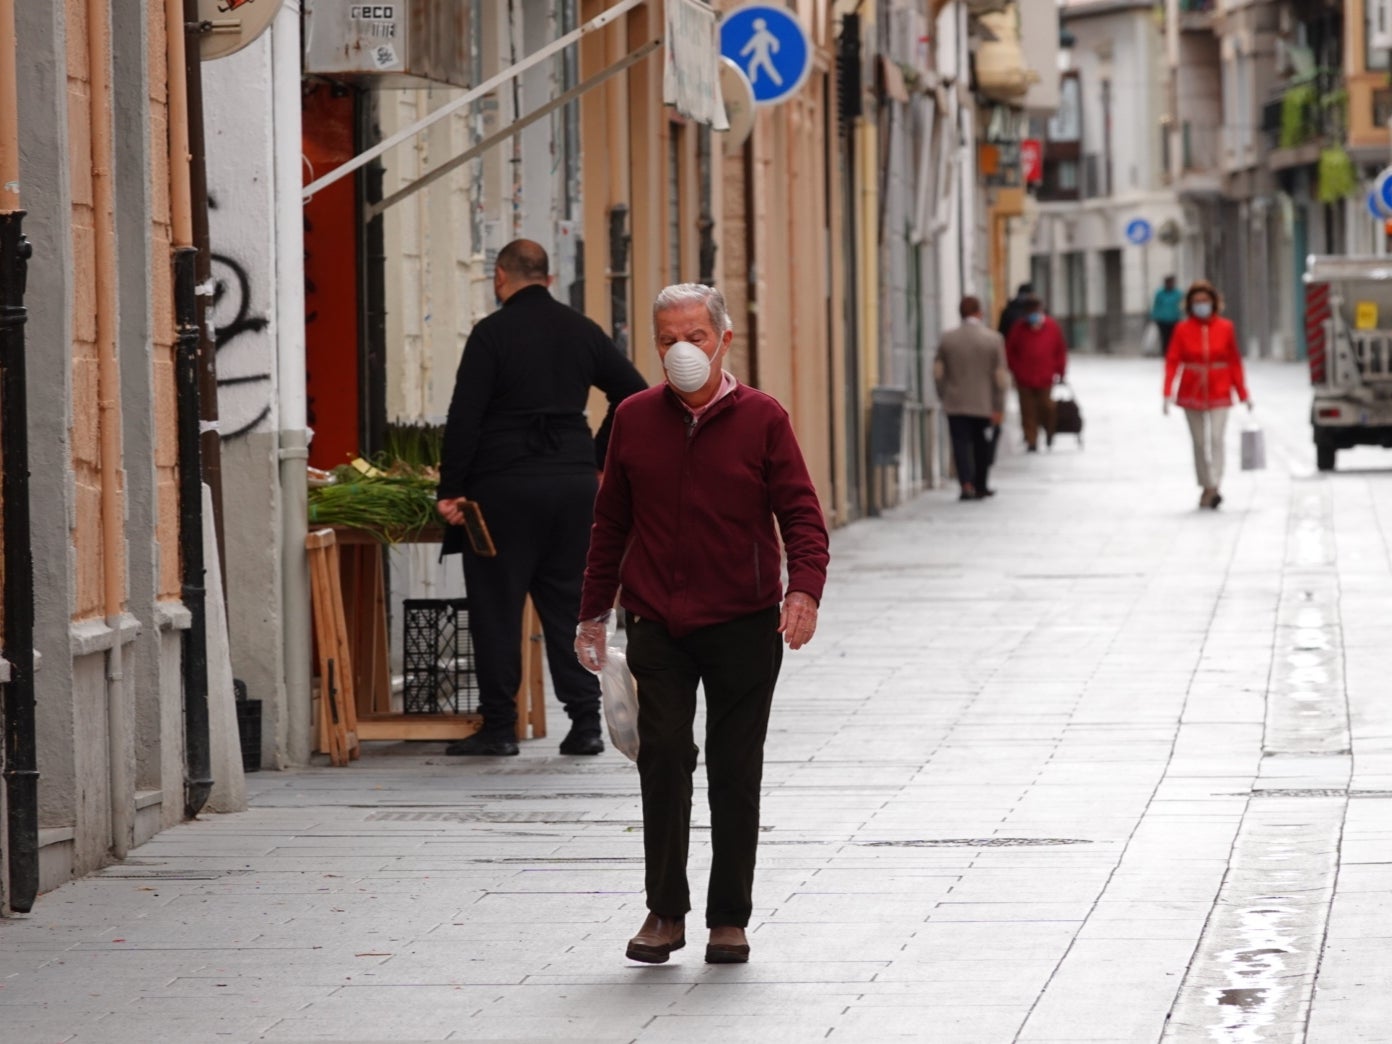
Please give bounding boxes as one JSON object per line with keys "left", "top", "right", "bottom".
{"left": 1021, "top": 139, "right": 1044, "bottom": 184}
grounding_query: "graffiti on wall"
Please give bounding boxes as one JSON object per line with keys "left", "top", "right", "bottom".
{"left": 207, "top": 193, "right": 274, "bottom": 440}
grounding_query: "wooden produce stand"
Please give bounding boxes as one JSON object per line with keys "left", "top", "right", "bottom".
{"left": 307, "top": 526, "right": 546, "bottom": 760}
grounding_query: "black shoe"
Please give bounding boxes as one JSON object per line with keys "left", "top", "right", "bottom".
{"left": 1210, "top": 492, "right": 1223, "bottom": 510}
{"left": 1046, "top": 432, "right": 1054, "bottom": 448}
{"left": 958, "top": 490, "right": 977, "bottom": 501}
{"left": 1027, "top": 445, "right": 1039, "bottom": 453}
{"left": 977, "top": 488, "right": 996, "bottom": 498}
{"left": 445, "top": 733, "right": 519, "bottom": 756}
{"left": 559, "top": 729, "right": 604, "bottom": 756}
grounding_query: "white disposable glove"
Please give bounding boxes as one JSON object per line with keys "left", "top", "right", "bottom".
{"left": 574, "top": 618, "right": 608, "bottom": 673}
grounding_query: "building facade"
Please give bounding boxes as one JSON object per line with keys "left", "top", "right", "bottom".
{"left": 1033, "top": 0, "right": 1185, "bottom": 354}
{"left": 1, "top": 0, "right": 242, "bottom": 911}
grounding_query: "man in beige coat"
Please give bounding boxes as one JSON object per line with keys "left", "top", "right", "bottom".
{"left": 934, "top": 296, "right": 1008, "bottom": 500}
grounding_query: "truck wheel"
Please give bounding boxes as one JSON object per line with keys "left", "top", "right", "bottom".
{"left": 1316, "top": 440, "right": 1336, "bottom": 472}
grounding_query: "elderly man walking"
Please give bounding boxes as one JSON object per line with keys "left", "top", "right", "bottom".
{"left": 575, "top": 284, "right": 830, "bottom": 966}
{"left": 935, "top": 296, "right": 1008, "bottom": 500}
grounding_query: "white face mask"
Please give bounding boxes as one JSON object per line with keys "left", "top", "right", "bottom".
{"left": 662, "top": 340, "right": 716, "bottom": 394}
{"left": 1192, "top": 301, "right": 1213, "bottom": 320}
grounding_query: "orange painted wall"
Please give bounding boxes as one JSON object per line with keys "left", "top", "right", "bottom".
{"left": 67, "top": 0, "right": 116, "bottom": 622}
{"left": 148, "top": 0, "right": 180, "bottom": 601}
{"left": 303, "top": 86, "right": 361, "bottom": 471}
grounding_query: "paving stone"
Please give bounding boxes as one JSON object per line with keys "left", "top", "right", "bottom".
{"left": 8, "top": 359, "right": 1392, "bottom": 1041}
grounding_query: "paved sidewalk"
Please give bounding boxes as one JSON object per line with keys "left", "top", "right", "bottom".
{"left": 4, "top": 357, "right": 1392, "bottom": 1044}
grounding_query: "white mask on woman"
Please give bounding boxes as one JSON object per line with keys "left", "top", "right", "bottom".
{"left": 1192, "top": 301, "right": 1214, "bottom": 320}
{"left": 662, "top": 341, "right": 716, "bottom": 393}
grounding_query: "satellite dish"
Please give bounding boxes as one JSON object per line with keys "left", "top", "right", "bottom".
{"left": 197, "top": 0, "right": 284, "bottom": 61}
{"left": 718, "top": 58, "right": 756, "bottom": 150}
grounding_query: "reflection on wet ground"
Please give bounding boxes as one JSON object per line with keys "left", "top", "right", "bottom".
{"left": 1166, "top": 487, "right": 1349, "bottom": 1043}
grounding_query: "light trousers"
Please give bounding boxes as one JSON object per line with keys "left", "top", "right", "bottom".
{"left": 1184, "top": 407, "right": 1229, "bottom": 489}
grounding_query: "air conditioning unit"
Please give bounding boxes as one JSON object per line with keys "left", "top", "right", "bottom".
{"left": 1373, "top": 0, "right": 1392, "bottom": 53}
{"left": 304, "top": 0, "right": 470, "bottom": 87}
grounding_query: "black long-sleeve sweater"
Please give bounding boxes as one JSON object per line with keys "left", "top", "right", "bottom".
{"left": 437, "top": 284, "right": 647, "bottom": 501}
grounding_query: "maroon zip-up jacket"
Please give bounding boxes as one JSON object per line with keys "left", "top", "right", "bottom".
{"left": 579, "top": 381, "right": 830, "bottom": 638}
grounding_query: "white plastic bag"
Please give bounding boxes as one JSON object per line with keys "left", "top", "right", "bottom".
{"left": 599, "top": 648, "right": 639, "bottom": 762}
{"left": 1142, "top": 322, "right": 1160, "bottom": 357}
{"left": 1241, "top": 420, "right": 1266, "bottom": 471}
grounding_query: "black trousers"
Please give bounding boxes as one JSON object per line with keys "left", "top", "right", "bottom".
{"left": 625, "top": 606, "right": 783, "bottom": 928}
{"left": 1157, "top": 321, "right": 1177, "bottom": 354}
{"left": 948, "top": 414, "right": 993, "bottom": 493}
{"left": 460, "top": 471, "right": 601, "bottom": 737}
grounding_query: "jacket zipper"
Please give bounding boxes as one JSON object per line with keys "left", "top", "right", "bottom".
{"left": 1202, "top": 324, "right": 1210, "bottom": 404}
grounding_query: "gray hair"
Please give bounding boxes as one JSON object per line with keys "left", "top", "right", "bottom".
{"left": 652, "top": 283, "right": 733, "bottom": 336}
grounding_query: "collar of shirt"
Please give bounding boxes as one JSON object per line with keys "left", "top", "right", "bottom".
{"left": 685, "top": 370, "right": 738, "bottom": 419}
{"left": 965, "top": 316, "right": 982, "bottom": 325}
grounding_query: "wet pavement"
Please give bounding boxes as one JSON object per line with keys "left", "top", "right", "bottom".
{"left": 4, "top": 356, "right": 1392, "bottom": 1043}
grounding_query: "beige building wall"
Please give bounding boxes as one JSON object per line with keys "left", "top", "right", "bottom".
{"left": 380, "top": 89, "right": 484, "bottom": 424}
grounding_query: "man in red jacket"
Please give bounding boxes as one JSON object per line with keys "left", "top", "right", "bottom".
{"left": 1005, "top": 295, "right": 1069, "bottom": 451}
{"left": 575, "top": 284, "right": 829, "bottom": 966}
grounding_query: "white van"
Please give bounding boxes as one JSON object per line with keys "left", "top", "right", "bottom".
{"left": 1304, "top": 255, "right": 1392, "bottom": 471}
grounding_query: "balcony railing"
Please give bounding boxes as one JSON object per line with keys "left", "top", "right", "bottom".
{"left": 1263, "top": 72, "right": 1345, "bottom": 153}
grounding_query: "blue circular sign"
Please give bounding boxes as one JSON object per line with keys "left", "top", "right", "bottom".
{"left": 1125, "top": 218, "right": 1153, "bottom": 246}
{"left": 1375, "top": 167, "right": 1392, "bottom": 217}
{"left": 719, "top": 4, "right": 812, "bottom": 107}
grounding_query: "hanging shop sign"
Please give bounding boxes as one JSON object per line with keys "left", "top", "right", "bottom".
{"left": 197, "top": 0, "right": 284, "bottom": 60}
{"left": 302, "top": 0, "right": 471, "bottom": 87}
{"left": 1020, "top": 138, "right": 1043, "bottom": 184}
{"left": 664, "top": 0, "right": 729, "bottom": 129}
{"left": 718, "top": 57, "right": 756, "bottom": 149}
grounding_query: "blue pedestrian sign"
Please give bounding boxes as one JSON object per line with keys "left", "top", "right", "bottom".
{"left": 1125, "top": 218, "right": 1153, "bottom": 246}
{"left": 719, "top": 4, "right": 812, "bottom": 107}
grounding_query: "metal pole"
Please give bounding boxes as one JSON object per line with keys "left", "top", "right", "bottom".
{"left": 1, "top": 0, "right": 39, "bottom": 914}
{"left": 1, "top": 210, "right": 38, "bottom": 912}
{"left": 273, "top": 2, "right": 312, "bottom": 766}
{"left": 183, "top": 0, "right": 226, "bottom": 593}
{"left": 174, "top": 246, "right": 212, "bottom": 818}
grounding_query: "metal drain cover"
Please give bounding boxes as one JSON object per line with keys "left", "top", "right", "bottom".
{"left": 367, "top": 810, "right": 642, "bottom": 825}
{"left": 99, "top": 868, "right": 254, "bottom": 880}
{"left": 1250, "top": 788, "right": 1392, "bottom": 799}
{"left": 857, "top": 838, "right": 1094, "bottom": 848}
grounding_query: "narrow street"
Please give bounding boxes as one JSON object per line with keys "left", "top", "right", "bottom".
{"left": 4, "top": 355, "right": 1392, "bottom": 1044}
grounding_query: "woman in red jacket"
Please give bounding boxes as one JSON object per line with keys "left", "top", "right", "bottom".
{"left": 1163, "top": 280, "right": 1252, "bottom": 509}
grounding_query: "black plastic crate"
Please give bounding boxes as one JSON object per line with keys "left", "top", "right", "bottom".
{"left": 402, "top": 598, "right": 479, "bottom": 714}
{"left": 233, "top": 679, "right": 262, "bottom": 773}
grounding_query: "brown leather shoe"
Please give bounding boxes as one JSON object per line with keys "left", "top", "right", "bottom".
{"left": 625, "top": 912, "right": 685, "bottom": 964}
{"left": 705, "top": 925, "right": 750, "bottom": 964}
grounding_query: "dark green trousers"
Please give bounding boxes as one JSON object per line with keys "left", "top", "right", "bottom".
{"left": 625, "top": 606, "right": 783, "bottom": 929}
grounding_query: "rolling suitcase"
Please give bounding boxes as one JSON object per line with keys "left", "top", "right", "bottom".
{"left": 1052, "top": 383, "right": 1083, "bottom": 446}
